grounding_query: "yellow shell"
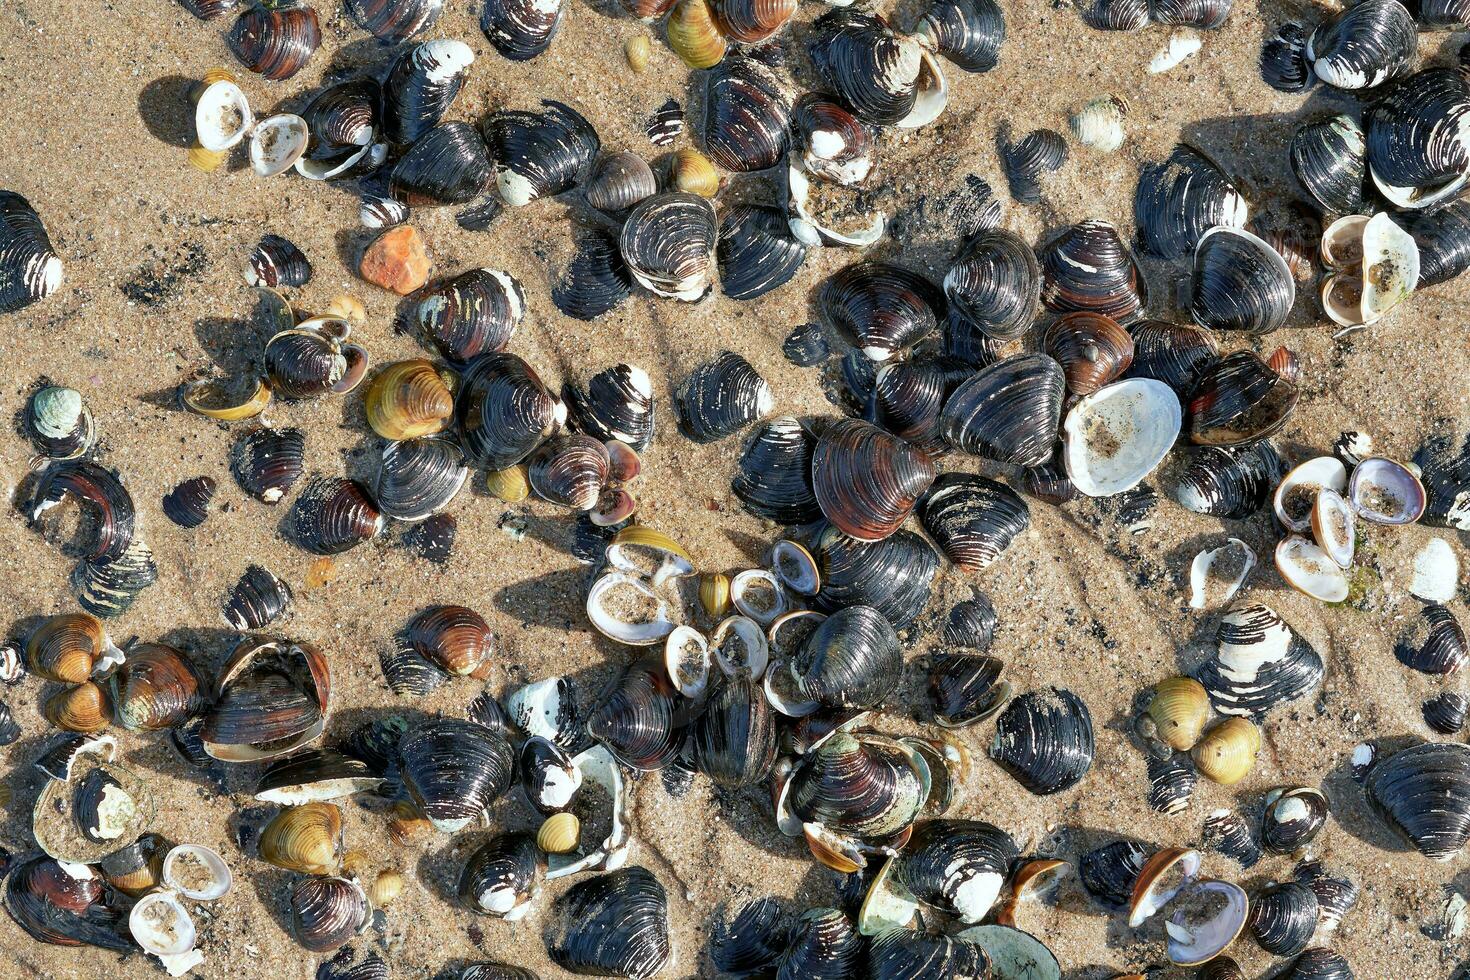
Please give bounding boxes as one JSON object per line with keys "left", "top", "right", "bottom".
{"left": 187, "top": 143, "right": 227, "bottom": 173}
{"left": 341, "top": 849, "right": 370, "bottom": 878}
{"left": 202, "top": 66, "right": 238, "bottom": 87}
{"left": 324, "top": 294, "right": 367, "bottom": 324}
{"left": 259, "top": 802, "right": 343, "bottom": 875}
{"left": 537, "top": 812, "right": 581, "bottom": 854}
{"left": 388, "top": 801, "right": 430, "bottom": 845}
{"left": 364, "top": 359, "right": 455, "bottom": 441}
{"left": 625, "top": 34, "right": 652, "bottom": 73}
{"left": 45, "top": 681, "right": 110, "bottom": 733}
{"left": 181, "top": 377, "right": 273, "bottom": 420}
{"left": 607, "top": 525, "right": 694, "bottom": 579}
{"left": 1145, "top": 676, "right": 1211, "bottom": 752}
{"left": 1191, "top": 717, "right": 1260, "bottom": 785}
{"left": 672, "top": 148, "right": 719, "bottom": 198}
{"left": 27, "top": 612, "right": 111, "bottom": 684}
{"left": 804, "top": 823, "right": 862, "bottom": 874}
{"left": 368, "top": 869, "right": 404, "bottom": 907}
{"left": 486, "top": 464, "right": 531, "bottom": 502}
{"left": 667, "top": 0, "right": 727, "bottom": 70}
{"left": 699, "top": 572, "right": 731, "bottom": 618}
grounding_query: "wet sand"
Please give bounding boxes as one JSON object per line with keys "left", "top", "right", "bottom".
{"left": 2, "top": 0, "right": 1470, "bottom": 976}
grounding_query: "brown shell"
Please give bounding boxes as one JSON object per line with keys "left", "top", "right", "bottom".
{"left": 1042, "top": 312, "right": 1134, "bottom": 395}
{"left": 260, "top": 801, "right": 344, "bottom": 875}
{"left": 712, "top": 0, "right": 796, "bottom": 43}
{"left": 45, "top": 681, "right": 110, "bottom": 733}
{"left": 108, "top": 642, "right": 208, "bottom": 732}
{"left": 405, "top": 605, "right": 496, "bottom": 677}
{"left": 364, "top": 360, "right": 454, "bottom": 441}
{"left": 527, "top": 435, "right": 610, "bottom": 511}
{"left": 202, "top": 637, "right": 332, "bottom": 762}
{"left": 26, "top": 613, "right": 109, "bottom": 684}
{"left": 812, "top": 418, "right": 936, "bottom": 542}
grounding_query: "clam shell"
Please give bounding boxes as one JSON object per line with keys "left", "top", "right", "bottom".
{"left": 1045, "top": 312, "right": 1134, "bottom": 395}
{"left": 1395, "top": 604, "right": 1467, "bottom": 674}
{"left": 791, "top": 605, "right": 901, "bottom": 710}
{"left": 528, "top": 435, "right": 609, "bottom": 511}
{"left": 554, "top": 230, "right": 633, "bottom": 321}
{"left": 711, "top": 898, "right": 792, "bottom": 976}
{"left": 458, "top": 832, "right": 542, "bottom": 919}
{"left": 786, "top": 731, "right": 925, "bottom": 837}
{"left": 457, "top": 352, "right": 564, "bottom": 469}
{"left": 27, "top": 460, "right": 136, "bottom": 561}
{"left": 1147, "top": 753, "right": 1196, "bottom": 814}
{"left": 942, "top": 229, "right": 1040, "bottom": 341}
{"left": 1082, "top": 0, "right": 1148, "bottom": 30}
{"left": 202, "top": 637, "right": 331, "bottom": 763}
{"left": 1409, "top": 201, "right": 1470, "bottom": 288}
{"left": 545, "top": 868, "right": 670, "bottom": 979}
{"left": 1367, "top": 740, "right": 1470, "bottom": 860}
{"left": 1063, "top": 378, "right": 1182, "bottom": 497}
{"left": 347, "top": 0, "right": 443, "bottom": 42}
{"left": 249, "top": 113, "right": 310, "bottom": 178}
{"left": 416, "top": 268, "right": 524, "bottom": 363}
{"left": 692, "top": 672, "right": 779, "bottom": 787}
{"left": 733, "top": 417, "right": 821, "bottom": 524}
{"left": 989, "top": 687, "right": 1094, "bottom": 794}
{"left": 918, "top": 0, "right": 1005, "bottom": 73}
{"left": 1079, "top": 839, "right": 1149, "bottom": 908}
{"left": 244, "top": 234, "right": 311, "bottom": 289}
{"left": 1202, "top": 807, "right": 1261, "bottom": 867}
{"left": 1134, "top": 144, "right": 1248, "bottom": 260}
{"left": 73, "top": 539, "right": 157, "bottom": 618}
{"left": 1175, "top": 441, "right": 1285, "bottom": 517}
{"left": 254, "top": 749, "right": 382, "bottom": 805}
{"left": 866, "top": 928, "right": 990, "bottom": 977}
{"left": 1000, "top": 128, "right": 1067, "bottom": 205}
{"left": 702, "top": 54, "right": 791, "bottom": 172}
{"left": 717, "top": 203, "right": 807, "bottom": 301}
{"left": 230, "top": 426, "right": 305, "bottom": 504}
{"left": 290, "top": 477, "right": 383, "bottom": 555}
{"left": 1199, "top": 602, "right": 1323, "bottom": 716}
{"left": 940, "top": 353, "right": 1066, "bottom": 467}
{"left": 194, "top": 79, "right": 253, "bottom": 152}
{"left": 1152, "top": 0, "right": 1231, "bottom": 28}
{"left": 1125, "top": 318, "right": 1219, "bottom": 397}
{"left": 1261, "top": 22, "right": 1313, "bottom": 92}
{"left": 400, "top": 717, "right": 515, "bottom": 833}
{"left": 920, "top": 473, "right": 1029, "bottom": 571}
{"left": 809, "top": 10, "right": 947, "bottom": 128}
{"left": 816, "top": 526, "right": 939, "bottom": 630}
{"left": 1294, "top": 860, "right": 1359, "bottom": 929}
{"left": 676, "top": 351, "right": 772, "bottom": 443}
{"left": 389, "top": 122, "right": 492, "bottom": 206}
{"left": 480, "top": 0, "right": 562, "bottom": 60}
{"left": 228, "top": 5, "right": 320, "bottom": 80}
{"left": 566, "top": 363, "right": 655, "bottom": 450}
{"left": 1262, "top": 786, "right": 1329, "bottom": 854}
{"left": 1366, "top": 66, "right": 1470, "bottom": 209}
{"left": 485, "top": 100, "right": 600, "bottom": 207}
{"left": 1280, "top": 948, "right": 1355, "bottom": 980}
{"left": 1190, "top": 226, "right": 1294, "bottom": 335}
{"left": 943, "top": 597, "right": 997, "bottom": 650}
{"left": 897, "top": 819, "right": 1016, "bottom": 923}
{"left": 777, "top": 907, "right": 862, "bottom": 977}
{"left": 383, "top": 40, "right": 473, "bottom": 145}
{"left": 619, "top": 192, "right": 717, "bottom": 300}
{"left": 1039, "top": 219, "right": 1148, "bottom": 324}
{"left": 812, "top": 418, "right": 935, "bottom": 542}
{"left": 928, "top": 653, "right": 1008, "bottom": 727}
{"left": 289, "top": 875, "right": 369, "bottom": 953}
{"left": 222, "top": 562, "right": 291, "bottom": 629}
{"left": 405, "top": 604, "right": 494, "bottom": 677}
{"left": 792, "top": 94, "right": 873, "bottom": 186}
{"left": 24, "top": 385, "right": 94, "bottom": 461}
{"left": 1290, "top": 115, "right": 1367, "bottom": 215}
{"left": 1187, "top": 350, "right": 1298, "bottom": 446}
{"left": 584, "top": 152, "right": 657, "bottom": 213}
{"left": 1307, "top": 0, "right": 1417, "bottom": 91}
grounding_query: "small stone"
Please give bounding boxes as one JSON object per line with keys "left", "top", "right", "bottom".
{"left": 358, "top": 226, "right": 430, "bottom": 295}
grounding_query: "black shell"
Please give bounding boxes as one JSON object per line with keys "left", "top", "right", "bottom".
{"left": 989, "top": 687, "right": 1094, "bottom": 794}
{"left": 1173, "top": 441, "right": 1285, "bottom": 518}
{"left": 264, "top": 328, "right": 351, "bottom": 400}
{"left": 1290, "top": 115, "right": 1367, "bottom": 215}
{"left": 702, "top": 54, "right": 791, "bottom": 173}
{"left": 389, "top": 122, "right": 492, "bottom": 207}
{"left": 1081, "top": 0, "right": 1148, "bottom": 30}
{"left": 1366, "top": 67, "right": 1470, "bottom": 207}
{"left": 791, "top": 605, "right": 901, "bottom": 710}
{"left": 920, "top": 473, "right": 1030, "bottom": 572}
{"left": 290, "top": 477, "right": 383, "bottom": 555}
{"left": 1199, "top": 604, "right": 1323, "bottom": 717}
{"left": 383, "top": 40, "right": 472, "bottom": 145}
{"left": 866, "top": 930, "right": 990, "bottom": 979}
{"left": 554, "top": 231, "right": 633, "bottom": 321}
{"left": 399, "top": 717, "right": 515, "bottom": 832}
{"left": 812, "top": 417, "right": 935, "bottom": 542}
{"left": 808, "top": 10, "right": 933, "bottom": 127}
{"left": 1307, "top": 0, "right": 1416, "bottom": 91}
{"left": 943, "top": 309, "right": 1004, "bottom": 368}
{"left": 1280, "top": 948, "right": 1355, "bottom": 980}
{"left": 820, "top": 262, "right": 943, "bottom": 362}
{"left": 928, "top": 653, "right": 1008, "bottom": 728}
{"left": 1189, "top": 228, "right": 1294, "bottom": 335}
{"left": 1261, "top": 22, "right": 1313, "bottom": 93}
{"left": 815, "top": 526, "right": 939, "bottom": 630}
{"left": 919, "top": 0, "right": 1005, "bottom": 73}
{"left": 223, "top": 563, "right": 293, "bottom": 630}
{"left": 73, "top": 540, "right": 157, "bottom": 618}
{"left": 416, "top": 268, "right": 525, "bottom": 363}
{"left": 786, "top": 731, "right": 924, "bottom": 837}
{"left": 27, "top": 460, "right": 137, "bottom": 561}
{"left": 711, "top": 897, "right": 792, "bottom": 976}
{"left": 456, "top": 192, "right": 504, "bottom": 231}
{"left": 545, "top": 867, "right": 671, "bottom": 980}
{"left": 941, "top": 229, "right": 1040, "bottom": 341}
{"left": 899, "top": 820, "right": 1017, "bottom": 923}
{"left": 1202, "top": 808, "right": 1262, "bottom": 868}
{"left": 717, "top": 204, "right": 806, "bottom": 301}
{"left": 528, "top": 435, "right": 609, "bottom": 511}
{"left": 1187, "top": 350, "right": 1299, "bottom": 447}
{"left": 619, "top": 192, "right": 717, "bottom": 300}
{"left": 1419, "top": 0, "right": 1470, "bottom": 26}
{"left": 22, "top": 385, "right": 92, "bottom": 460}
{"left": 4, "top": 854, "right": 131, "bottom": 951}
{"left": 457, "top": 352, "right": 563, "bottom": 469}
{"left": 1249, "top": 880, "right": 1319, "bottom": 957}
{"left": 939, "top": 353, "right": 1065, "bottom": 468}
{"left": 74, "top": 769, "right": 131, "bottom": 844}
{"left": 380, "top": 637, "right": 448, "bottom": 697}
{"left": 458, "top": 832, "right": 542, "bottom": 917}
{"left": 1424, "top": 691, "right": 1469, "bottom": 735}
{"left": 344, "top": 715, "right": 411, "bottom": 777}
{"left": 289, "top": 875, "right": 369, "bottom": 953}
{"left": 1125, "top": 319, "right": 1219, "bottom": 397}
{"left": 485, "top": 101, "right": 600, "bottom": 206}
{"left": 178, "top": 0, "right": 239, "bottom": 19}
{"left": 1262, "top": 786, "right": 1329, "bottom": 854}
{"left": 244, "top": 233, "right": 312, "bottom": 288}
{"left": 1151, "top": 0, "right": 1231, "bottom": 27}
{"left": 1146, "top": 753, "right": 1196, "bottom": 815}
{"left": 584, "top": 152, "right": 657, "bottom": 214}
{"left": 775, "top": 907, "right": 862, "bottom": 978}
{"left": 481, "top": 0, "right": 562, "bottom": 60}
{"left": 676, "top": 351, "right": 772, "bottom": 444}
{"left": 1294, "top": 859, "right": 1360, "bottom": 928}
{"left": 587, "top": 656, "right": 685, "bottom": 771}
{"left": 1135, "top": 144, "right": 1248, "bottom": 260}
{"left": 1416, "top": 429, "right": 1470, "bottom": 531}
{"left": 1409, "top": 201, "right": 1470, "bottom": 288}
{"left": 507, "top": 676, "right": 583, "bottom": 747}
{"left": 943, "top": 596, "right": 997, "bottom": 650}
{"left": 1395, "top": 605, "right": 1468, "bottom": 675}
{"left": 566, "top": 363, "right": 654, "bottom": 450}
{"left": 346, "top": 0, "right": 442, "bottom": 42}
{"left": 791, "top": 95, "right": 872, "bottom": 187}
{"left": 1078, "top": 839, "right": 1148, "bottom": 908}
{"left": 461, "top": 965, "right": 539, "bottom": 980}
{"left": 228, "top": 5, "right": 321, "bottom": 81}
{"left": 0, "top": 701, "right": 19, "bottom": 746}
{"left": 254, "top": 748, "right": 382, "bottom": 804}
{"left": 1021, "top": 450, "right": 1078, "bottom": 505}
{"left": 376, "top": 437, "right": 468, "bottom": 522}
{"left": 405, "top": 511, "right": 456, "bottom": 564}
{"left": 521, "top": 735, "right": 580, "bottom": 813}
{"left": 1000, "top": 128, "right": 1068, "bottom": 205}
{"left": 872, "top": 357, "right": 970, "bottom": 454}
{"left": 691, "top": 672, "right": 778, "bottom": 787}
{"left": 645, "top": 98, "right": 683, "bottom": 147}
{"left": 1039, "top": 219, "right": 1147, "bottom": 324}
{"left": 733, "top": 417, "right": 821, "bottom": 524}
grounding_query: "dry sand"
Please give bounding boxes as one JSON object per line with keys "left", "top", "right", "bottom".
{"left": 1, "top": 0, "right": 1470, "bottom": 976}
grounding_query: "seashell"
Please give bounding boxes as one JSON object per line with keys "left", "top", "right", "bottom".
{"left": 390, "top": 122, "right": 492, "bottom": 206}
{"left": 1127, "top": 848, "right": 1248, "bottom": 966}
{"left": 808, "top": 10, "right": 948, "bottom": 129}
{"left": 717, "top": 204, "right": 807, "bottom": 301}
{"left": 1307, "top": 0, "right": 1417, "bottom": 91}
{"left": 0, "top": 191, "right": 63, "bottom": 314}
{"left": 26, "top": 614, "right": 117, "bottom": 685}
{"left": 506, "top": 676, "right": 582, "bottom": 747}
{"left": 1000, "top": 128, "right": 1068, "bottom": 205}
{"left": 405, "top": 605, "right": 494, "bottom": 677}
{"left": 181, "top": 0, "right": 240, "bottom": 18}
{"left": 1080, "top": 839, "right": 1149, "bottom": 908}
{"left": 459, "top": 832, "right": 542, "bottom": 919}
{"left": 990, "top": 687, "right": 1094, "bottom": 795}
{"left": 565, "top": 364, "right": 654, "bottom": 452}
{"left": 645, "top": 98, "right": 684, "bottom": 146}
{"left": 1071, "top": 95, "right": 1127, "bottom": 153}
{"left": 457, "top": 352, "right": 564, "bottom": 469}
{"left": 554, "top": 231, "right": 633, "bottom": 320}
{"left": 1082, "top": 0, "right": 1148, "bottom": 30}
{"left": 24, "top": 386, "right": 94, "bottom": 461}
{"left": 460, "top": 965, "right": 539, "bottom": 980}
{"left": 230, "top": 426, "right": 305, "bottom": 505}
{"left": 1151, "top": 0, "right": 1231, "bottom": 29}
{"left": 107, "top": 642, "right": 205, "bottom": 732}
{"left": 247, "top": 113, "right": 311, "bottom": 179}
{"left": 1409, "top": 537, "right": 1459, "bottom": 603}
{"left": 400, "top": 717, "right": 514, "bottom": 832}
{"left": 1199, "top": 602, "right": 1322, "bottom": 716}
{"left": 522, "top": 736, "right": 582, "bottom": 813}
{"left": 620, "top": 192, "right": 717, "bottom": 301}
{"left": 866, "top": 928, "right": 990, "bottom": 978}
{"left": 942, "top": 229, "right": 1040, "bottom": 341}
{"left": 364, "top": 362, "right": 452, "bottom": 443}
{"left": 1395, "top": 604, "right": 1467, "bottom": 674}
{"left": 1294, "top": 860, "right": 1359, "bottom": 930}
{"left": 485, "top": 100, "right": 600, "bottom": 207}
{"left": 1280, "top": 948, "right": 1355, "bottom": 980}
{"left": 1261, "top": 22, "right": 1313, "bottom": 92}
{"left": 263, "top": 322, "right": 356, "bottom": 400}
{"left": 244, "top": 234, "right": 311, "bottom": 290}
{"left": 1318, "top": 213, "right": 1420, "bottom": 329}
{"left": 676, "top": 351, "right": 773, "bottom": 443}
{"left": 1249, "top": 880, "right": 1319, "bottom": 957}
{"left": 381, "top": 40, "right": 473, "bottom": 147}
{"left": 346, "top": 0, "right": 443, "bottom": 42}
{"left": 896, "top": 819, "right": 1016, "bottom": 923}
{"left": 1044, "top": 312, "right": 1133, "bottom": 396}
{"left": 545, "top": 867, "right": 670, "bottom": 979}
{"left": 1367, "top": 741, "right": 1470, "bottom": 861}
{"left": 928, "top": 653, "right": 1009, "bottom": 728}
{"left": 1409, "top": 202, "right": 1470, "bottom": 288}
{"left": 585, "top": 152, "right": 657, "bottom": 213}
{"left": 1425, "top": 690, "right": 1469, "bottom": 735}
{"left": 528, "top": 435, "right": 609, "bottom": 511}
{"left": 1365, "top": 67, "right": 1470, "bottom": 211}
{"left": 727, "top": 572, "right": 786, "bottom": 629}
{"left": 1124, "top": 319, "right": 1219, "bottom": 400}
{"left": 480, "top": 0, "right": 562, "bottom": 61}
{"left": 1191, "top": 716, "right": 1260, "bottom": 784}
{"left": 1202, "top": 808, "right": 1261, "bottom": 868}
{"left": 870, "top": 357, "right": 970, "bottom": 455}
{"left": 702, "top": 55, "right": 790, "bottom": 173}
{"left": 228, "top": 5, "right": 320, "bottom": 80}
{"left": 289, "top": 875, "right": 369, "bottom": 953}
{"left": 360, "top": 194, "right": 408, "bottom": 230}
{"left": 1061, "top": 378, "right": 1181, "bottom": 497}
{"left": 1290, "top": 115, "right": 1367, "bottom": 216}
{"left": 416, "top": 268, "right": 525, "bottom": 364}
{"left": 666, "top": 0, "right": 726, "bottom": 69}
{"left": 1187, "top": 350, "right": 1298, "bottom": 447}
{"left": 1175, "top": 441, "right": 1285, "bottom": 519}
{"left": 380, "top": 637, "right": 448, "bottom": 697}
{"left": 943, "top": 596, "right": 997, "bottom": 649}
{"left": 1039, "top": 219, "right": 1148, "bottom": 324}
{"left": 5, "top": 854, "right": 131, "bottom": 950}
{"left": 73, "top": 539, "right": 157, "bottom": 618}
{"left": 711, "top": 897, "right": 792, "bottom": 975}
{"left": 254, "top": 749, "right": 383, "bottom": 805}
{"left": 733, "top": 417, "right": 821, "bottom": 524}
{"left": 1189, "top": 538, "right": 1255, "bottom": 611}
{"left": 1151, "top": 29, "right": 1210, "bottom": 73}
{"left": 538, "top": 811, "right": 581, "bottom": 854}
{"left": 202, "top": 637, "right": 331, "bottom": 762}
{"left": 816, "top": 526, "right": 939, "bottom": 630}
{"left": 918, "top": 0, "right": 1004, "bottom": 73}
{"left": 586, "top": 656, "right": 685, "bottom": 771}
{"left": 920, "top": 473, "right": 1029, "bottom": 571}
{"left": 812, "top": 418, "right": 934, "bottom": 542}
{"left": 98, "top": 833, "right": 168, "bottom": 897}
{"left": 792, "top": 95, "right": 873, "bottom": 186}
{"left": 711, "top": 0, "right": 794, "bottom": 41}
{"left": 775, "top": 906, "right": 862, "bottom": 977}
{"left": 785, "top": 159, "right": 887, "bottom": 248}
{"left": 260, "top": 801, "right": 343, "bottom": 875}
{"left": 1134, "top": 145, "right": 1248, "bottom": 260}
{"left": 1141, "top": 677, "right": 1210, "bottom": 753}
{"left": 45, "top": 683, "right": 109, "bottom": 732}
{"left": 1262, "top": 786, "right": 1329, "bottom": 854}
{"left": 456, "top": 192, "right": 504, "bottom": 231}
{"left": 692, "top": 672, "right": 778, "bottom": 786}
{"left": 940, "top": 353, "right": 1066, "bottom": 468}
{"left": 787, "top": 731, "right": 926, "bottom": 837}
{"left": 790, "top": 605, "right": 901, "bottom": 710}
{"left": 405, "top": 511, "right": 456, "bottom": 564}
{"left": 26, "top": 460, "right": 136, "bottom": 562}
{"left": 1349, "top": 455, "right": 1425, "bottom": 524}
{"left": 1275, "top": 535, "right": 1349, "bottom": 602}
{"left": 290, "top": 478, "right": 383, "bottom": 555}
{"left": 1146, "top": 753, "right": 1196, "bottom": 815}
{"left": 1190, "top": 226, "right": 1294, "bottom": 335}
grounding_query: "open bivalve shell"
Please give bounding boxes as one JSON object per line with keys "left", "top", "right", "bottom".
{"left": 1319, "top": 213, "right": 1420, "bottom": 331}
{"left": 1274, "top": 456, "right": 1347, "bottom": 532}
{"left": 195, "top": 78, "right": 254, "bottom": 152}
{"left": 1349, "top": 456, "right": 1425, "bottom": 524}
{"left": 1189, "top": 538, "right": 1256, "bottom": 610}
{"left": 1127, "top": 847, "right": 1248, "bottom": 966}
{"left": 201, "top": 636, "right": 331, "bottom": 763}
{"left": 1275, "top": 535, "right": 1350, "bottom": 603}
{"left": 1062, "top": 378, "right": 1181, "bottom": 497}
{"left": 130, "top": 844, "right": 233, "bottom": 962}
{"left": 33, "top": 741, "right": 154, "bottom": 864}
{"left": 249, "top": 113, "right": 310, "bottom": 177}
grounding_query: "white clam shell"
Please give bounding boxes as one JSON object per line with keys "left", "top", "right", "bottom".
{"left": 1062, "top": 378, "right": 1182, "bottom": 497}
{"left": 249, "top": 114, "right": 309, "bottom": 178}
{"left": 195, "top": 80, "right": 254, "bottom": 152}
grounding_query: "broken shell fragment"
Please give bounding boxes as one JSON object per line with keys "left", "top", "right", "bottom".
{"left": 1189, "top": 538, "right": 1256, "bottom": 610}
